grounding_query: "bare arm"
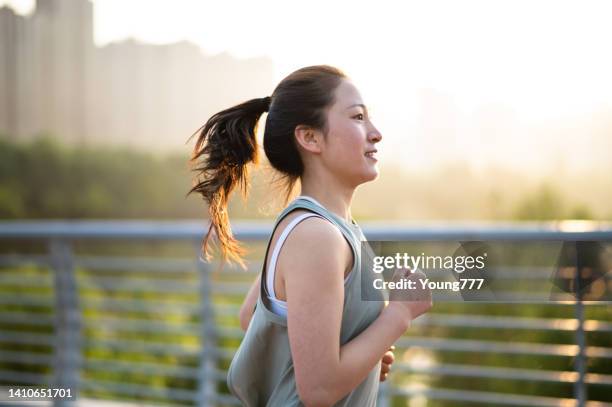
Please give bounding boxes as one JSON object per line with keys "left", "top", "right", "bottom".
{"left": 281, "top": 218, "right": 425, "bottom": 407}
{"left": 239, "top": 272, "right": 261, "bottom": 331}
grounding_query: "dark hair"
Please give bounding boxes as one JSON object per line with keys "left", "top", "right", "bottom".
{"left": 188, "top": 65, "right": 347, "bottom": 268}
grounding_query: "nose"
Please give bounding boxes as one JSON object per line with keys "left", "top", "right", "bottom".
{"left": 368, "top": 124, "right": 382, "bottom": 143}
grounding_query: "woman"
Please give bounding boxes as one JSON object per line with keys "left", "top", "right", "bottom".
{"left": 189, "top": 65, "right": 432, "bottom": 406}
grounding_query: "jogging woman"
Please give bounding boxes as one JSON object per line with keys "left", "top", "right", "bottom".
{"left": 189, "top": 65, "right": 432, "bottom": 406}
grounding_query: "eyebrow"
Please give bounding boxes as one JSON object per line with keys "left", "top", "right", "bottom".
{"left": 346, "top": 103, "right": 368, "bottom": 113}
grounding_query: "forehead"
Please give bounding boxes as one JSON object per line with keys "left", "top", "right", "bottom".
{"left": 332, "top": 79, "right": 363, "bottom": 109}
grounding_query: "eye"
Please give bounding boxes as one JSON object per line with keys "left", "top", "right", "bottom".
{"left": 353, "top": 113, "right": 364, "bottom": 120}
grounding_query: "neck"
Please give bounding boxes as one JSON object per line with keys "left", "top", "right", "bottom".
{"left": 299, "top": 169, "right": 355, "bottom": 223}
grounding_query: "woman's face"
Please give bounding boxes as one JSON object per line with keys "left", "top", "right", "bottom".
{"left": 320, "top": 79, "right": 382, "bottom": 187}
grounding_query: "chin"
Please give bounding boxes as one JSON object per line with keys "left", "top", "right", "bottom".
{"left": 357, "top": 169, "right": 379, "bottom": 185}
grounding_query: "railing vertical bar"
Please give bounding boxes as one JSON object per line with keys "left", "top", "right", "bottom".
{"left": 574, "top": 243, "right": 587, "bottom": 407}
{"left": 195, "top": 241, "right": 219, "bottom": 407}
{"left": 574, "top": 297, "right": 587, "bottom": 407}
{"left": 49, "top": 238, "right": 81, "bottom": 407}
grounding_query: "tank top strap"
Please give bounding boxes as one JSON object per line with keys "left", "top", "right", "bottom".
{"left": 280, "top": 196, "right": 359, "bottom": 241}
{"left": 259, "top": 196, "right": 363, "bottom": 305}
{"left": 265, "top": 212, "right": 324, "bottom": 299}
{"left": 273, "top": 196, "right": 361, "bottom": 271}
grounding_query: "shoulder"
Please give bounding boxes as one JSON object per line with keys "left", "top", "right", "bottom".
{"left": 277, "top": 212, "right": 352, "bottom": 277}
{"left": 286, "top": 212, "right": 348, "bottom": 251}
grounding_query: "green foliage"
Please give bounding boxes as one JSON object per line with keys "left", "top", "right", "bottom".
{"left": 0, "top": 137, "right": 608, "bottom": 221}
{"left": 0, "top": 136, "right": 205, "bottom": 219}
{"left": 513, "top": 183, "right": 565, "bottom": 220}
{"left": 513, "top": 182, "right": 598, "bottom": 221}
{"left": 569, "top": 203, "right": 594, "bottom": 220}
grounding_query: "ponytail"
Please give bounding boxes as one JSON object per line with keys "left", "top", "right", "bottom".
{"left": 188, "top": 65, "right": 347, "bottom": 269}
{"left": 188, "top": 96, "right": 271, "bottom": 269}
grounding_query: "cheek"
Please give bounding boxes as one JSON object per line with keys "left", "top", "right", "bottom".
{"left": 332, "top": 123, "right": 365, "bottom": 155}
{"left": 327, "top": 141, "right": 369, "bottom": 180}
{"left": 328, "top": 134, "right": 362, "bottom": 165}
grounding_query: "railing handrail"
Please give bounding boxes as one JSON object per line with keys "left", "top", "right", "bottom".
{"left": 1, "top": 219, "right": 612, "bottom": 240}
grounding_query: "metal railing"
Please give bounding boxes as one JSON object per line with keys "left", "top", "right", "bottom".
{"left": 0, "top": 220, "right": 611, "bottom": 407}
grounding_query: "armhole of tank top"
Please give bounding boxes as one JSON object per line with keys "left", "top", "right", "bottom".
{"left": 265, "top": 212, "right": 323, "bottom": 300}
{"left": 261, "top": 207, "right": 322, "bottom": 299}
{"left": 261, "top": 206, "right": 354, "bottom": 301}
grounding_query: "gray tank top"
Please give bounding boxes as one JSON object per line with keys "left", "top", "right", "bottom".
{"left": 226, "top": 196, "right": 385, "bottom": 406}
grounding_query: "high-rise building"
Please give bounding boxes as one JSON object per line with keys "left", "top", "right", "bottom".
{"left": 0, "top": 0, "right": 275, "bottom": 152}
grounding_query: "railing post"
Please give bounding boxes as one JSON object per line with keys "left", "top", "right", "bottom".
{"left": 48, "top": 239, "right": 81, "bottom": 406}
{"left": 194, "top": 241, "right": 219, "bottom": 407}
{"left": 573, "top": 246, "right": 587, "bottom": 407}
{"left": 574, "top": 296, "right": 587, "bottom": 407}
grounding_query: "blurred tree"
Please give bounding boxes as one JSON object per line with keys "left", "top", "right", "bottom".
{"left": 513, "top": 183, "right": 565, "bottom": 220}
{"left": 0, "top": 137, "right": 606, "bottom": 221}
{"left": 568, "top": 203, "right": 594, "bottom": 220}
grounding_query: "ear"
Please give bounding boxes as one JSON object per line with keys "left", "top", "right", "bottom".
{"left": 294, "top": 125, "right": 323, "bottom": 154}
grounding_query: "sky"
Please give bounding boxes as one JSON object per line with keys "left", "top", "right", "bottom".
{"left": 3, "top": 0, "right": 612, "bottom": 173}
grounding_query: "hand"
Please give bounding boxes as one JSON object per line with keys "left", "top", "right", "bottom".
{"left": 388, "top": 267, "right": 433, "bottom": 325}
{"left": 379, "top": 345, "right": 395, "bottom": 382}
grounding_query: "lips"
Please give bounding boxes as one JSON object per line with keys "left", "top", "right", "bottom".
{"left": 365, "top": 150, "right": 378, "bottom": 160}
